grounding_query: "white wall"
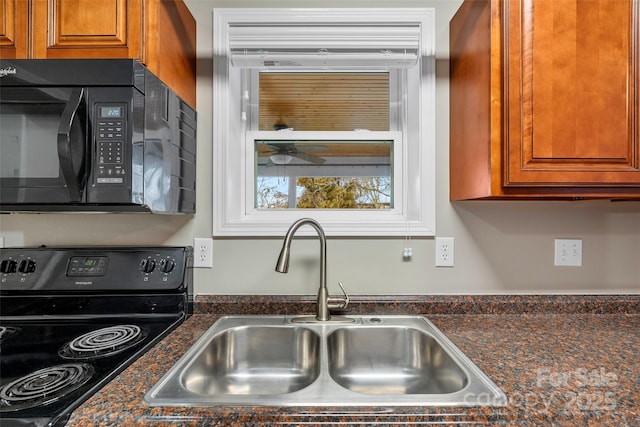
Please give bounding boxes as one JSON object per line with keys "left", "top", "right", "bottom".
{"left": 1, "top": 0, "right": 639, "bottom": 295}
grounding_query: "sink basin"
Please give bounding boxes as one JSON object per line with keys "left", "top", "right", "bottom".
{"left": 327, "top": 326, "right": 467, "bottom": 395}
{"left": 145, "top": 315, "right": 507, "bottom": 407}
{"left": 182, "top": 326, "right": 320, "bottom": 395}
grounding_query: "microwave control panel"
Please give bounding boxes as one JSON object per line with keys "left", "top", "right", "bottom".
{"left": 95, "top": 104, "right": 126, "bottom": 185}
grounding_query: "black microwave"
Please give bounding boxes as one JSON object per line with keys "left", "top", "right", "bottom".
{"left": 0, "top": 59, "right": 196, "bottom": 214}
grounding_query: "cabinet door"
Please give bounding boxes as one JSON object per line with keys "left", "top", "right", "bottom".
{"left": 0, "top": 0, "right": 28, "bottom": 58}
{"left": 31, "top": 0, "right": 143, "bottom": 59}
{"left": 143, "top": 0, "right": 196, "bottom": 108}
{"left": 505, "top": 0, "right": 639, "bottom": 187}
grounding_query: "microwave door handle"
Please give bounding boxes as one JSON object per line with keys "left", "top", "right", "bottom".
{"left": 57, "top": 88, "right": 85, "bottom": 203}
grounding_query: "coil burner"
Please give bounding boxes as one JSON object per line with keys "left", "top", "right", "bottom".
{"left": 0, "top": 246, "right": 191, "bottom": 425}
{"left": 59, "top": 325, "right": 148, "bottom": 360}
{"left": 0, "top": 363, "right": 94, "bottom": 412}
{"left": 0, "top": 326, "right": 20, "bottom": 343}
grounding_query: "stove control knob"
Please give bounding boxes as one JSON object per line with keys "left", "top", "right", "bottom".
{"left": 140, "top": 258, "right": 156, "bottom": 274}
{"left": 160, "top": 258, "right": 175, "bottom": 273}
{"left": 18, "top": 259, "right": 36, "bottom": 274}
{"left": 0, "top": 259, "right": 18, "bottom": 274}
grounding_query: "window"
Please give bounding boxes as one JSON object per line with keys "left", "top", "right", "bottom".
{"left": 212, "top": 8, "right": 435, "bottom": 236}
{"left": 250, "top": 71, "right": 399, "bottom": 211}
{"left": 251, "top": 131, "right": 399, "bottom": 210}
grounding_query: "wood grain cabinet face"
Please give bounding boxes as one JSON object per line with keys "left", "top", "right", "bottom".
{"left": 450, "top": 0, "right": 640, "bottom": 199}
{"left": 505, "top": 0, "right": 639, "bottom": 187}
{"left": 31, "top": 0, "right": 143, "bottom": 59}
{"left": 0, "top": 0, "right": 28, "bottom": 58}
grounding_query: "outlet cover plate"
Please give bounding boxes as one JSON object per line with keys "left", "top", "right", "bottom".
{"left": 194, "top": 238, "right": 213, "bottom": 268}
{"left": 435, "top": 237, "right": 455, "bottom": 267}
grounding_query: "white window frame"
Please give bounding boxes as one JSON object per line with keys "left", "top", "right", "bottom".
{"left": 212, "top": 8, "right": 436, "bottom": 237}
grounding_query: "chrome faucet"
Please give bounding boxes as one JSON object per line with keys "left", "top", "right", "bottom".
{"left": 275, "top": 218, "right": 351, "bottom": 322}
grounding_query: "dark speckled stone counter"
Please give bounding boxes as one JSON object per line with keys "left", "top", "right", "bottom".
{"left": 67, "top": 295, "right": 639, "bottom": 426}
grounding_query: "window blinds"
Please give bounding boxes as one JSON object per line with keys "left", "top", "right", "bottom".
{"left": 228, "top": 23, "right": 421, "bottom": 68}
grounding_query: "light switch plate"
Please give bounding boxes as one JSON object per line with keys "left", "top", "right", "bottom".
{"left": 554, "top": 239, "right": 582, "bottom": 267}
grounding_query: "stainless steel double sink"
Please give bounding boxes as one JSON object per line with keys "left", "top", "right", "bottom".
{"left": 144, "top": 315, "right": 507, "bottom": 407}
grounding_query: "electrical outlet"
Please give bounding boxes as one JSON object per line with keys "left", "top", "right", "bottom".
{"left": 554, "top": 239, "right": 582, "bottom": 267}
{"left": 435, "top": 237, "right": 455, "bottom": 267}
{"left": 194, "top": 238, "right": 213, "bottom": 268}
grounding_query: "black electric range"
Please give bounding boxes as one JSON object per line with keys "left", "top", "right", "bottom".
{"left": 0, "top": 246, "right": 193, "bottom": 427}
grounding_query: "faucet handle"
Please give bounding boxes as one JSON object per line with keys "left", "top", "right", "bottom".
{"left": 327, "top": 282, "right": 349, "bottom": 310}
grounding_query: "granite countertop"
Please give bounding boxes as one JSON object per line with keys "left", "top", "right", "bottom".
{"left": 66, "top": 295, "right": 640, "bottom": 426}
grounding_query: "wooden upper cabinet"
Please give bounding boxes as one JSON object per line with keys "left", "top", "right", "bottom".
{"left": 142, "top": 0, "right": 196, "bottom": 110}
{"left": 0, "top": 0, "right": 29, "bottom": 58}
{"left": 31, "top": 0, "right": 143, "bottom": 59}
{"left": 0, "top": 0, "right": 196, "bottom": 108}
{"left": 450, "top": 0, "right": 640, "bottom": 200}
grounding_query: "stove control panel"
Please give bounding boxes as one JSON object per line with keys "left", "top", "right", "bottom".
{"left": 0, "top": 258, "right": 37, "bottom": 274}
{"left": 67, "top": 256, "right": 108, "bottom": 276}
{"left": 139, "top": 257, "right": 176, "bottom": 274}
{"left": 0, "top": 247, "right": 193, "bottom": 292}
